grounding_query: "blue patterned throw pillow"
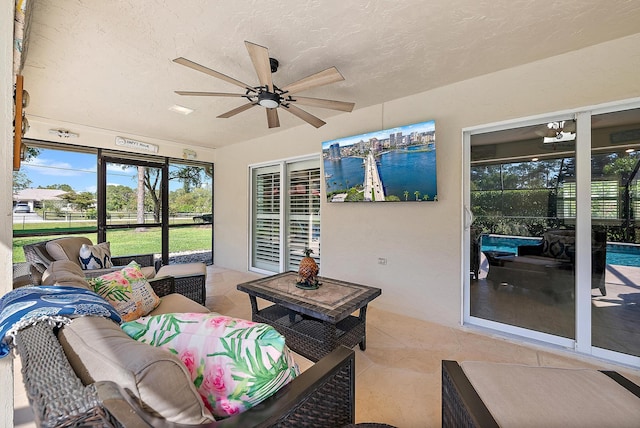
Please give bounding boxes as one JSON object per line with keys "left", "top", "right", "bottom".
{"left": 78, "top": 242, "right": 114, "bottom": 270}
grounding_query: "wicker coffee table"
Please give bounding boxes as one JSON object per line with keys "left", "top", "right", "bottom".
{"left": 237, "top": 271, "right": 382, "bottom": 361}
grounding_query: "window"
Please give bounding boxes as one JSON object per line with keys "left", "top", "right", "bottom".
{"left": 13, "top": 141, "right": 213, "bottom": 267}
{"left": 251, "top": 165, "right": 281, "bottom": 271}
{"left": 250, "top": 157, "right": 320, "bottom": 273}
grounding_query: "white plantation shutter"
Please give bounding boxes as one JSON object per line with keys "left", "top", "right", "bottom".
{"left": 250, "top": 157, "right": 321, "bottom": 273}
{"left": 251, "top": 165, "right": 281, "bottom": 271}
{"left": 286, "top": 159, "right": 321, "bottom": 272}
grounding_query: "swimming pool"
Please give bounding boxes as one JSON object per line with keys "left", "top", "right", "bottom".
{"left": 480, "top": 235, "right": 640, "bottom": 268}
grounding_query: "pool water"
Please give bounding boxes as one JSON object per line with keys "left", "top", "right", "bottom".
{"left": 480, "top": 235, "right": 640, "bottom": 268}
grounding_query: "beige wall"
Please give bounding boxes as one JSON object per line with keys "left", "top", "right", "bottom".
{"left": 2, "top": 0, "right": 15, "bottom": 424}
{"left": 24, "top": 117, "right": 217, "bottom": 162}
{"left": 214, "top": 33, "right": 640, "bottom": 326}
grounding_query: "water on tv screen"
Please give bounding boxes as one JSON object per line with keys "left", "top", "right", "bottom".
{"left": 322, "top": 120, "right": 437, "bottom": 202}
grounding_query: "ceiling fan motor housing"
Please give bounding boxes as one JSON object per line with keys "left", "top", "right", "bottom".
{"left": 258, "top": 91, "right": 280, "bottom": 108}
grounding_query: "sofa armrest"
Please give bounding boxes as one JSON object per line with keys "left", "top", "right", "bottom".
{"left": 15, "top": 323, "right": 117, "bottom": 427}
{"left": 149, "top": 276, "right": 176, "bottom": 297}
{"left": 103, "top": 345, "right": 355, "bottom": 428}
{"left": 112, "top": 253, "right": 155, "bottom": 268}
{"left": 517, "top": 243, "right": 543, "bottom": 257}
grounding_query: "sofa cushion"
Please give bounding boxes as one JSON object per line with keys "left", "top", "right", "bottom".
{"left": 460, "top": 361, "right": 640, "bottom": 427}
{"left": 542, "top": 230, "right": 575, "bottom": 260}
{"left": 59, "top": 316, "right": 214, "bottom": 424}
{"left": 122, "top": 313, "right": 300, "bottom": 419}
{"left": 79, "top": 242, "right": 114, "bottom": 270}
{"left": 41, "top": 260, "right": 91, "bottom": 290}
{"left": 45, "top": 237, "right": 93, "bottom": 267}
{"left": 149, "top": 293, "right": 210, "bottom": 316}
{"left": 88, "top": 261, "right": 160, "bottom": 322}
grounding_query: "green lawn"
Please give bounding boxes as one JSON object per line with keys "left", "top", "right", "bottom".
{"left": 12, "top": 226, "right": 212, "bottom": 263}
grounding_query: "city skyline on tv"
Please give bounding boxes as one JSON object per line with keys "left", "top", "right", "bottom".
{"left": 322, "top": 120, "right": 437, "bottom": 202}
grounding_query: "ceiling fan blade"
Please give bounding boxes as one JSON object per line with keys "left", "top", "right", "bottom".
{"left": 281, "top": 67, "right": 344, "bottom": 94}
{"left": 173, "top": 57, "right": 255, "bottom": 92}
{"left": 217, "top": 102, "right": 257, "bottom": 118}
{"left": 291, "top": 96, "right": 355, "bottom": 112}
{"left": 266, "top": 108, "right": 280, "bottom": 128}
{"left": 245, "top": 41, "right": 274, "bottom": 92}
{"left": 282, "top": 104, "right": 326, "bottom": 128}
{"left": 175, "top": 91, "right": 249, "bottom": 97}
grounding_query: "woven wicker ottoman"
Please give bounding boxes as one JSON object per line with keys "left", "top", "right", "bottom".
{"left": 156, "top": 262, "right": 207, "bottom": 305}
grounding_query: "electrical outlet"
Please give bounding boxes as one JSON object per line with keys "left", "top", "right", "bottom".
{"left": 378, "top": 257, "right": 387, "bottom": 265}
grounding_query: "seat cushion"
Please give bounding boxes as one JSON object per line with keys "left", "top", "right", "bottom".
{"left": 149, "top": 293, "right": 210, "bottom": 316}
{"left": 461, "top": 361, "right": 640, "bottom": 427}
{"left": 122, "top": 312, "right": 300, "bottom": 419}
{"left": 59, "top": 317, "right": 214, "bottom": 424}
{"left": 156, "top": 262, "right": 206, "bottom": 277}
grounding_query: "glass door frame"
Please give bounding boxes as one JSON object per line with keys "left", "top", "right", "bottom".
{"left": 462, "top": 97, "right": 640, "bottom": 367}
{"left": 98, "top": 151, "right": 170, "bottom": 264}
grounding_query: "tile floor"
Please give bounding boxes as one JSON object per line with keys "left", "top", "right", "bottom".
{"left": 14, "top": 265, "right": 640, "bottom": 428}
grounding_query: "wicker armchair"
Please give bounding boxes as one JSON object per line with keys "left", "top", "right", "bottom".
{"left": 15, "top": 319, "right": 356, "bottom": 428}
{"left": 23, "top": 237, "right": 156, "bottom": 285}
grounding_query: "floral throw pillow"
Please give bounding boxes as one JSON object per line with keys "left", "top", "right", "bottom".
{"left": 88, "top": 261, "right": 160, "bottom": 322}
{"left": 78, "top": 242, "right": 114, "bottom": 270}
{"left": 121, "top": 313, "right": 300, "bottom": 419}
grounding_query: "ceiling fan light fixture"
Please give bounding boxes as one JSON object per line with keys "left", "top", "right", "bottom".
{"left": 258, "top": 92, "right": 280, "bottom": 108}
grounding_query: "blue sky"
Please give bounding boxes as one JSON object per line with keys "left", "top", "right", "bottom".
{"left": 321, "top": 119, "right": 436, "bottom": 149}
{"left": 21, "top": 149, "right": 210, "bottom": 193}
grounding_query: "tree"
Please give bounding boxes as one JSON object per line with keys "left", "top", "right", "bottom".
{"left": 106, "top": 185, "right": 135, "bottom": 211}
{"left": 12, "top": 171, "right": 31, "bottom": 193}
{"left": 136, "top": 165, "right": 211, "bottom": 223}
{"left": 170, "top": 166, "right": 204, "bottom": 192}
{"left": 39, "top": 184, "right": 73, "bottom": 191}
{"left": 62, "top": 191, "right": 95, "bottom": 212}
{"left": 137, "top": 166, "right": 146, "bottom": 226}
{"left": 13, "top": 147, "right": 40, "bottom": 193}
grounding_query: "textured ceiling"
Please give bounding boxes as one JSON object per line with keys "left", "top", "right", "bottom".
{"left": 22, "top": 0, "right": 640, "bottom": 149}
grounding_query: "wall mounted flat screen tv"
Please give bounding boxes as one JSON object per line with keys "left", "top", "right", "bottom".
{"left": 322, "top": 120, "right": 437, "bottom": 202}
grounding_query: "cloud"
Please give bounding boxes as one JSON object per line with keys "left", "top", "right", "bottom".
{"left": 22, "top": 157, "right": 91, "bottom": 177}
{"left": 107, "top": 163, "right": 136, "bottom": 173}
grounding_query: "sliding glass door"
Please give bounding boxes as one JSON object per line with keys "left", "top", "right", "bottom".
{"left": 590, "top": 108, "right": 640, "bottom": 360}
{"left": 468, "top": 117, "right": 577, "bottom": 341}
{"left": 465, "top": 103, "right": 640, "bottom": 366}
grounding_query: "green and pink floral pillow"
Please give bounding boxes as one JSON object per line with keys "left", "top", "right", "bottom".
{"left": 121, "top": 312, "right": 300, "bottom": 419}
{"left": 88, "top": 261, "right": 160, "bottom": 322}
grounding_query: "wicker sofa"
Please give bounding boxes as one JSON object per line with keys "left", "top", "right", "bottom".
{"left": 12, "top": 261, "right": 356, "bottom": 427}
{"left": 23, "top": 237, "right": 158, "bottom": 283}
{"left": 23, "top": 237, "right": 208, "bottom": 305}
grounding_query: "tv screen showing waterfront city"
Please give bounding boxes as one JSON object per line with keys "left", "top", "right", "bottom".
{"left": 322, "top": 120, "right": 437, "bottom": 202}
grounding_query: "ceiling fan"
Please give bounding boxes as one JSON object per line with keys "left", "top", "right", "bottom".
{"left": 535, "top": 120, "right": 576, "bottom": 143}
{"left": 173, "top": 41, "right": 355, "bottom": 129}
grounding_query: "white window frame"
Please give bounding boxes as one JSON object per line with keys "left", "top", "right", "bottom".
{"left": 249, "top": 154, "right": 321, "bottom": 275}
